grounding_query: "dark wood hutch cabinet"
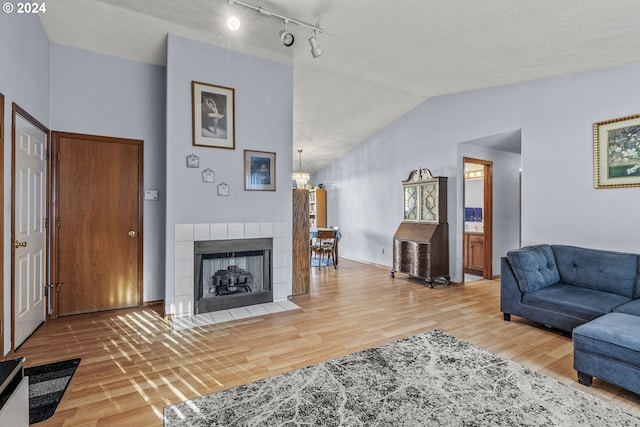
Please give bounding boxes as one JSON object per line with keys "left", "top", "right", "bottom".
{"left": 391, "top": 168, "right": 450, "bottom": 287}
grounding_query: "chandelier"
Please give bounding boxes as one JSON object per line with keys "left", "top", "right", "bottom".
{"left": 292, "top": 149, "right": 310, "bottom": 188}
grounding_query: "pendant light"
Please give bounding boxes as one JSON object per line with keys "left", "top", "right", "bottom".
{"left": 292, "top": 149, "right": 310, "bottom": 188}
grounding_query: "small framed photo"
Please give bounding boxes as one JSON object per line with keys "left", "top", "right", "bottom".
{"left": 594, "top": 114, "right": 640, "bottom": 189}
{"left": 202, "top": 168, "right": 215, "bottom": 183}
{"left": 186, "top": 154, "right": 200, "bottom": 168}
{"left": 217, "top": 182, "right": 229, "bottom": 196}
{"left": 244, "top": 150, "right": 276, "bottom": 191}
{"left": 192, "top": 81, "right": 235, "bottom": 149}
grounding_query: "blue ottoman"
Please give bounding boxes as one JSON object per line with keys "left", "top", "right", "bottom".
{"left": 573, "top": 312, "right": 640, "bottom": 394}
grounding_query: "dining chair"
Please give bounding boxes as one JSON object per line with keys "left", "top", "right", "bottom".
{"left": 311, "top": 229, "right": 337, "bottom": 268}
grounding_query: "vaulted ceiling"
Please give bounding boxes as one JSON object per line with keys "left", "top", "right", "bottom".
{"left": 39, "top": 0, "right": 640, "bottom": 173}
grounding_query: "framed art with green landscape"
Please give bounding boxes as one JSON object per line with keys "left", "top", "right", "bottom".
{"left": 192, "top": 81, "right": 235, "bottom": 149}
{"left": 594, "top": 114, "right": 640, "bottom": 189}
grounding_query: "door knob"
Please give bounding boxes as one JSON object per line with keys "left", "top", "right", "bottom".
{"left": 15, "top": 240, "right": 27, "bottom": 248}
{"left": 128, "top": 231, "right": 136, "bottom": 237}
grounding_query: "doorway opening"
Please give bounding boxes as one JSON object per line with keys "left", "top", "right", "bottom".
{"left": 463, "top": 158, "right": 493, "bottom": 283}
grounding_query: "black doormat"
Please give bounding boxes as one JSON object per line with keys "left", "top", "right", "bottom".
{"left": 25, "top": 358, "right": 80, "bottom": 424}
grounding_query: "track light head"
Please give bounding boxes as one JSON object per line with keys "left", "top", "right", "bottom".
{"left": 279, "top": 22, "right": 294, "bottom": 47}
{"left": 309, "top": 33, "right": 323, "bottom": 58}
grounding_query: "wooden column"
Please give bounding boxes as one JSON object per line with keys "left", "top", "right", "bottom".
{"left": 292, "top": 189, "right": 310, "bottom": 295}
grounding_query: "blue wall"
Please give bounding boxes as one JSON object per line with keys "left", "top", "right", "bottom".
{"left": 164, "top": 34, "right": 294, "bottom": 312}
{"left": 314, "top": 63, "right": 640, "bottom": 281}
{"left": 49, "top": 44, "right": 167, "bottom": 301}
{"left": 0, "top": 12, "right": 51, "bottom": 354}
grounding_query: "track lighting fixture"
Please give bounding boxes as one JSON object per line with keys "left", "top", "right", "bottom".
{"left": 309, "top": 32, "right": 323, "bottom": 58}
{"left": 279, "top": 21, "right": 294, "bottom": 47}
{"left": 228, "top": 0, "right": 324, "bottom": 58}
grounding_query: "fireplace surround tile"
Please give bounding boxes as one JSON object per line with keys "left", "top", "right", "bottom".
{"left": 260, "top": 222, "right": 273, "bottom": 237}
{"left": 211, "top": 223, "right": 228, "bottom": 240}
{"left": 246, "top": 304, "right": 269, "bottom": 316}
{"left": 194, "top": 223, "right": 211, "bottom": 241}
{"left": 228, "top": 307, "right": 252, "bottom": 320}
{"left": 273, "top": 222, "right": 288, "bottom": 238}
{"left": 174, "top": 295, "right": 193, "bottom": 317}
{"left": 228, "top": 223, "right": 245, "bottom": 239}
{"left": 210, "top": 310, "right": 234, "bottom": 323}
{"left": 191, "top": 313, "right": 215, "bottom": 327}
{"left": 175, "top": 241, "right": 194, "bottom": 260}
{"left": 175, "top": 276, "right": 193, "bottom": 296}
{"left": 244, "top": 222, "right": 261, "bottom": 238}
{"left": 173, "top": 221, "right": 291, "bottom": 318}
{"left": 273, "top": 249, "right": 289, "bottom": 269}
{"left": 175, "top": 223, "right": 194, "bottom": 242}
{"left": 274, "top": 299, "right": 299, "bottom": 311}
{"left": 175, "top": 258, "right": 193, "bottom": 278}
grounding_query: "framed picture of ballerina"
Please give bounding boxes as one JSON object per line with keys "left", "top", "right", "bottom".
{"left": 192, "top": 81, "right": 235, "bottom": 149}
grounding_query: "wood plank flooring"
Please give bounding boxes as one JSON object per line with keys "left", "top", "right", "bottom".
{"left": 9, "top": 258, "right": 640, "bottom": 426}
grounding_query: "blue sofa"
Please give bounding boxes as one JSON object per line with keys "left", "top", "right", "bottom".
{"left": 500, "top": 244, "right": 640, "bottom": 332}
{"left": 501, "top": 244, "right": 640, "bottom": 395}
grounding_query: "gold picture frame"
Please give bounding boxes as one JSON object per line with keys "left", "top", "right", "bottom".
{"left": 594, "top": 114, "right": 640, "bottom": 189}
{"left": 192, "top": 81, "right": 235, "bottom": 149}
{"left": 244, "top": 150, "right": 276, "bottom": 191}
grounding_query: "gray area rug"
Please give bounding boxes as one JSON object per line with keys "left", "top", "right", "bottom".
{"left": 164, "top": 329, "right": 640, "bottom": 426}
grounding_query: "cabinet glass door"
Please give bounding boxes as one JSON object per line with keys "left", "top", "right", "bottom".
{"left": 420, "top": 183, "right": 439, "bottom": 222}
{"left": 404, "top": 185, "right": 418, "bottom": 220}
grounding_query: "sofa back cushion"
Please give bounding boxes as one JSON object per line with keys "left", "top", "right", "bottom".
{"left": 551, "top": 245, "right": 638, "bottom": 298}
{"left": 506, "top": 245, "right": 560, "bottom": 294}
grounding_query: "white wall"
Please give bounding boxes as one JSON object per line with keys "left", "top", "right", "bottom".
{"left": 164, "top": 34, "right": 294, "bottom": 314}
{"left": 49, "top": 44, "right": 167, "bottom": 301}
{"left": 314, "top": 62, "right": 640, "bottom": 281}
{"left": 464, "top": 178, "right": 484, "bottom": 211}
{"left": 0, "top": 12, "right": 51, "bottom": 355}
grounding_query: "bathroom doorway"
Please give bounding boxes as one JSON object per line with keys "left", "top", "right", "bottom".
{"left": 463, "top": 158, "right": 493, "bottom": 282}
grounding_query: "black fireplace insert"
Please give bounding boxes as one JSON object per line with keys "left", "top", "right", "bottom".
{"left": 194, "top": 238, "right": 273, "bottom": 314}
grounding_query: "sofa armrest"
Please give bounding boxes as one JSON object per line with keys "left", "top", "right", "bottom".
{"left": 500, "top": 257, "right": 523, "bottom": 319}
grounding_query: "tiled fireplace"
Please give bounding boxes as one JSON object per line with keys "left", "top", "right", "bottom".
{"left": 173, "top": 222, "right": 290, "bottom": 318}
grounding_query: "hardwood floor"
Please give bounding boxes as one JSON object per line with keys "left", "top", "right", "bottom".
{"left": 9, "top": 258, "right": 640, "bottom": 426}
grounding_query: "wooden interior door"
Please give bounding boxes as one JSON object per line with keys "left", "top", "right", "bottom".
{"left": 53, "top": 132, "right": 143, "bottom": 316}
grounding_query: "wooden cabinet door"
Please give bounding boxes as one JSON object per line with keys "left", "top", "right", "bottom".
{"left": 468, "top": 234, "right": 485, "bottom": 272}
{"left": 464, "top": 233, "right": 484, "bottom": 276}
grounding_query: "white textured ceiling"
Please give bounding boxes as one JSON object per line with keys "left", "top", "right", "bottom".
{"left": 39, "top": 0, "right": 640, "bottom": 173}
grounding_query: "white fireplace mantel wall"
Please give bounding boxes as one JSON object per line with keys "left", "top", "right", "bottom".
{"left": 172, "top": 222, "right": 290, "bottom": 318}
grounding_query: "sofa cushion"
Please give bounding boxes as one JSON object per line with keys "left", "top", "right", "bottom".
{"left": 573, "top": 312, "right": 640, "bottom": 366}
{"left": 551, "top": 245, "right": 638, "bottom": 298}
{"left": 522, "top": 283, "right": 630, "bottom": 321}
{"left": 506, "top": 245, "right": 560, "bottom": 294}
{"left": 612, "top": 299, "right": 640, "bottom": 316}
